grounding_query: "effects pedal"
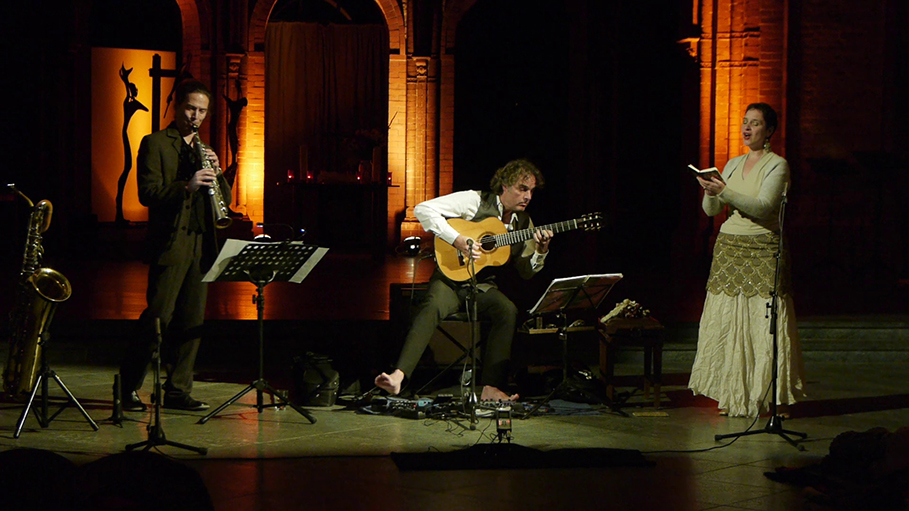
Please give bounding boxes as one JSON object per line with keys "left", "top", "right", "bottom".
{"left": 495, "top": 408, "right": 513, "bottom": 441}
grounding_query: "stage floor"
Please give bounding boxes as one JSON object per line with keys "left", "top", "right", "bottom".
{"left": 2, "top": 253, "right": 909, "bottom": 510}
{"left": 1, "top": 355, "right": 907, "bottom": 510}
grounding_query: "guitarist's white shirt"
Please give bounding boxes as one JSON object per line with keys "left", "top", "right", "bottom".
{"left": 414, "top": 190, "right": 547, "bottom": 271}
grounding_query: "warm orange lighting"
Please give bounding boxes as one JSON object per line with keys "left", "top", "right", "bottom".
{"left": 236, "top": 55, "right": 266, "bottom": 224}
{"left": 91, "top": 48, "right": 176, "bottom": 223}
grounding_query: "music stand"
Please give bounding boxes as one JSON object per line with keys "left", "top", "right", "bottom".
{"left": 197, "top": 239, "right": 328, "bottom": 425}
{"left": 521, "top": 273, "right": 622, "bottom": 419}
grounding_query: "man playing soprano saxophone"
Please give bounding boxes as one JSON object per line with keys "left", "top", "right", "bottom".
{"left": 119, "top": 79, "right": 230, "bottom": 412}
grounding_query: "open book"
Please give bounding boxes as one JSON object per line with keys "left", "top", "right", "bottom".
{"left": 688, "top": 164, "right": 724, "bottom": 183}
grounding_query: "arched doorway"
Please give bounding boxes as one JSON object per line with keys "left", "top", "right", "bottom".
{"left": 244, "top": 0, "right": 404, "bottom": 253}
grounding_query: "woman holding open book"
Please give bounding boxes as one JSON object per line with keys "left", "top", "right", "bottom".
{"left": 688, "top": 103, "right": 806, "bottom": 418}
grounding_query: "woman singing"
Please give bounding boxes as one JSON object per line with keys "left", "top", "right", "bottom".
{"left": 688, "top": 103, "right": 806, "bottom": 418}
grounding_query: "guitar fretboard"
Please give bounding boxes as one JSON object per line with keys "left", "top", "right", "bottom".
{"left": 485, "top": 219, "right": 581, "bottom": 248}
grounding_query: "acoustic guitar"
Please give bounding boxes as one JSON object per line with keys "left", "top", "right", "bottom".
{"left": 434, "top": 212, "right": 603, "bottom": 282}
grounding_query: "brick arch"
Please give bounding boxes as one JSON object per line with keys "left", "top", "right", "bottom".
{"left": 441, "top": 0, "right": 480, "bottom": 50}
{"left": 174, "top": 0, "right": 207, "bottom": 76}
{"left": 248, "top": 0, "right": 404, "bottom": 52}
{"left": 433, "top": 0, "right": 481, "bottom": 197}
{"left": 242, "top": 0, "right": 407, "bottom": 225}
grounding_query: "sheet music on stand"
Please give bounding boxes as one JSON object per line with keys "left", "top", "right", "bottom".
{"left": 202, "top": 239, "right": 328, "bottom": 283}
{"left": 528, "top": 273, "right": 623, "bottom": 316}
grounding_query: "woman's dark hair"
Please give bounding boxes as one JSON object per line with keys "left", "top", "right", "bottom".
{"left": 490, "top": 159, "right": 545, "bottom": 194}
{"left": 745, "top": 102, "right": 778, "bottom": 138}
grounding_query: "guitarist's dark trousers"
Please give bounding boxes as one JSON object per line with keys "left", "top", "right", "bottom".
{"left": 396, "top": 270, "right": 517, "bottom": 390}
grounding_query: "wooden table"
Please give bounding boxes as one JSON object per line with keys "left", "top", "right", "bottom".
{"left": 598, "top": 317, "right": 664, "bottom": 408}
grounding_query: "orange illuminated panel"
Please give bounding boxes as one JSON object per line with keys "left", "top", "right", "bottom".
{"left": 91, "top": 48, "right": 176, "bottom": 223}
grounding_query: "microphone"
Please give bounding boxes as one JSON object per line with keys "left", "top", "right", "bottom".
{"left": 465, "top": 238, "right": 476, "bottom": 258}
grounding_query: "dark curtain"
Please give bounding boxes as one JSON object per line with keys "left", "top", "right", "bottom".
{"left": 265, "top": 22, "right": 388, "bottom": 223}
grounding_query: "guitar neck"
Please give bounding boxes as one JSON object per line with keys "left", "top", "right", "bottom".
{"left": 492, "top": 219, "right": 582, "bottom": 247}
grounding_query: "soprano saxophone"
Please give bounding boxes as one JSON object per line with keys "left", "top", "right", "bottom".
{"left": 191, "top": 126, "right": 232, "bottom": 229}
{"left": 3, "top": 185, "right": 72, "bottom": 398}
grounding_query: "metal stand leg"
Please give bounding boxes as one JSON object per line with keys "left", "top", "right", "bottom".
{"left": 126, "top": 318, "right": 207, "bottom": 454}
{"left": 461, "top": 252, "right": 480, "bottom": 430}
{"left": 713, "top": 191, "right": 806, "bottom": 450}
{"left": 14, "top": 332, "right": 99, "bottom": 439}
{"left": 522, "top": 313, "right": 625, "bottom": 419}
{"left": 198, "top": 276, "right": 316, "bottom": 425}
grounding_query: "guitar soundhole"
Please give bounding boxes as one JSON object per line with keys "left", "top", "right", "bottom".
{"left": 480, "top": 236, "right": 496, "bottom": 252}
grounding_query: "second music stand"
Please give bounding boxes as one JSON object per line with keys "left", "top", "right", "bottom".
{"left": 198, "top": 240, "right": 327, "bottom": 425}
{"left": 521, "top": 273, "right": 622, "bottom": 419}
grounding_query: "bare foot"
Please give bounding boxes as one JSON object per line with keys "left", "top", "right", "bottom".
{"left": 480, "top": 385, "right": 519, "bottom": 402}
{"left": 375, "top": 369, "right": 405, "bottom": 395}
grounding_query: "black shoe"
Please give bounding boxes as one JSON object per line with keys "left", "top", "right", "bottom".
{"left": 163, "top": 393, "right": 210, "bottom": 411}
{"left": 122, "top": 391, "right": 147, "bottom": 412}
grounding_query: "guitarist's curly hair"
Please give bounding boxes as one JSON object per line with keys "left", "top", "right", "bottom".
{"left": 490, "top": 159, "right": 545, "bottom": 194}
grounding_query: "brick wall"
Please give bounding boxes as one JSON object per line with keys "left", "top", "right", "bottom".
{"left": 699, "top": 0, "right": 785, "bottom": 168}
{"left": 792, "top": 0, "right": 888, "bottom": 162}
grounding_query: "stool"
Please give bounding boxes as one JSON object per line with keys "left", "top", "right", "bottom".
{"left": 598, "top": 317, "right": 664, "bottom": 408}
{"left": 389, "top": 283, "right": 486, "bottom": 395}
{"left": 412, "top": 312, "right": 486, "bottom": 396}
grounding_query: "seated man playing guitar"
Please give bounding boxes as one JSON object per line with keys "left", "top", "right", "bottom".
{"left": 375, "top": 159, "right": 553, "bottom": 402}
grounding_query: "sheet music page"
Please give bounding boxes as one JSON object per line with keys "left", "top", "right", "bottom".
{"left": 289, "top": 246, "right": 329, "bottom": 283}
{"left": 528, "top": 273, "right": 623, "bottom": 315}
{"left": 202, "top": 239, "right": 251, "bottom": 282}
{"left": 202, "top": 240, "right": 329, "bottom": 283}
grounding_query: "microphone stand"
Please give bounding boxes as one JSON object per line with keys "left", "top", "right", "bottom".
{"left": 126, "top": 318, "right": 207, "bottom": 455}
{"left": 464, "top": 239, "right": 480, "bottom": 430}
{"left": 715, "top": 186, "right": 807, "bottom": 450}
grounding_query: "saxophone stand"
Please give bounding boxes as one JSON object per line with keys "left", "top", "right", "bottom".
{"left": 126, "top": 318, "right": 207, "bottom": 454}
{"left": 198, "top": 240, "right": 327, "bottom": 425}
{"left": 13, "top": 330, "right": 98, "bottom": 438}
{"left": 714, "top": 188, "right": 807, "bottom": 450}
{"left": 520, "top": 274, "right": 623, "bottom": 419}
{"left": 13, "top": 310, "right": 98, "bottom": 438}
{"left": 14, "top": 328, "right": 100, "bottom": 438}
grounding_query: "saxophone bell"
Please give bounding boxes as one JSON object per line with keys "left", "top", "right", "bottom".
{"left": 3, "top": 193, "right": 72, "bottom": 399}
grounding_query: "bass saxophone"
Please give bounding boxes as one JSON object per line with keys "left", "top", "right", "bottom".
{"left": 3, "top": 185, "right": 72, "bottom": 398}
{"left": 191, "top": 127, "right": 232, "bottom": 229}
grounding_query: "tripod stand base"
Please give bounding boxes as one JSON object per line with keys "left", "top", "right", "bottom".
{"left": 126, "top": 425, "right": 208, "bottom": 455}
{"left": 124, "top": 317, "right": 207, "bottom": 455}
{"left": 14, "top": 370, "right": 99, "bottom": 439}
{"left": 715, "top": 414, "right": 807, "bottom": 451}
{"left": 198, "top": 379, "right": 316, "bottom": 424}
